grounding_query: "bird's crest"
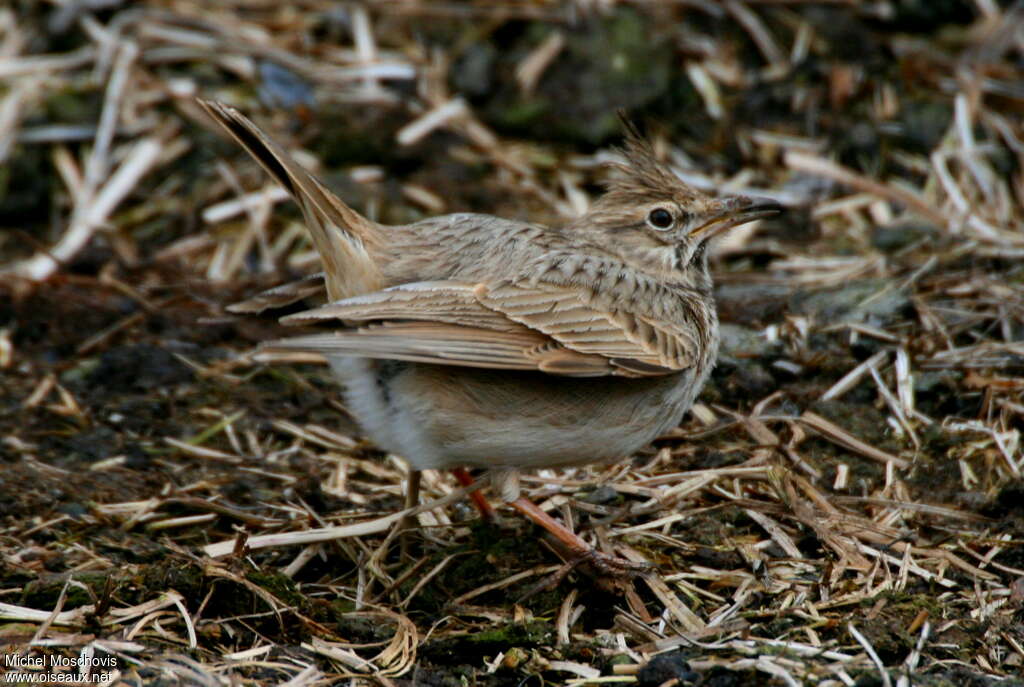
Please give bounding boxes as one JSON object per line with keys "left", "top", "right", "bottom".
{"left": 600, "top": 115, "right": 702, "bottom": 205}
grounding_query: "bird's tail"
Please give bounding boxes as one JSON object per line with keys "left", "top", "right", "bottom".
{"left": 198, "top": 99, "right": 384, "bottom": 301}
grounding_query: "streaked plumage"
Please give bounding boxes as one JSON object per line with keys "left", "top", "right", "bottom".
{"left": 199, "top": 99, "right": 780, "bottom": 493}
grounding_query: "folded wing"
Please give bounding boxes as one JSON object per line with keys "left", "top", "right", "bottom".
{"left": 265, "top": 279, "right": 694, "bottom": 378}
{"left": 227, "top": 273, "right": 327, "bottom": 314}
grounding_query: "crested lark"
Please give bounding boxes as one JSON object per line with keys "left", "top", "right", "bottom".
{"left": 200, "top": 100, "right": 781, "bottom": 577}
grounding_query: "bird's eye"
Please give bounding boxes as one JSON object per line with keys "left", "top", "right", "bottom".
{"left": 647, "top": 208, "right": 674, "bottom": 230}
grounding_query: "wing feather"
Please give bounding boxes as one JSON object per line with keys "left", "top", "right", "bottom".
{"left": 257, "top": 279, "right": 694, "bottom": 377}
{"left": 280, "top": 281, "right": 520, "bottom": 332}
{"left": 476, "top": 281, "right": 693, "bottom": 370}
{"left": 227, "top": 273, "right": 326, "bottom": 314}
{"left": 265, "top": 322, "right": 612, "bottom": 376}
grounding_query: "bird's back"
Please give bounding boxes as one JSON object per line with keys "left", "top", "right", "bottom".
{"left": 379, "top": 213, "right": 559, "bottom": 285}
{"left": 380, "top": 213, "right": 709, "bottom": 334}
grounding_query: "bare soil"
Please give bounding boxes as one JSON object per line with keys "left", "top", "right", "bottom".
{"left": 2, "top": 2, "right": 1023, "bottom": 685}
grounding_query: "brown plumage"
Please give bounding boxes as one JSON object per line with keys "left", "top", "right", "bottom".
{"left": 199, "top": 99, "right": 781, "bottom": 578}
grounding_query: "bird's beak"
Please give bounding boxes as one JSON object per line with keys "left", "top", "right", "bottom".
{"left": 689, "top": 195, "right": 784, "bottom": 240}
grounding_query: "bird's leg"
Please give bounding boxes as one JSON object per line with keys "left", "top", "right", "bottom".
{"left": 491, "top": 469, "right": 650, "bottom": 592}
{"left": 404, "top": 469, "right": 422, "bottom": 514}
{"left": 399, "top": 469, "right": 422, "bottom": 559}
{"left": 451, "top": 467, "right": 496, "bottom": 521}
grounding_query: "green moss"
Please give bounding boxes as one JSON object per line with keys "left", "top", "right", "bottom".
{"left": 140, "top": 561, "right": 205, "bottom": 601}
{"left": 45, "top": 88, "right": 101, "bottom": 124}
{"left": 330, "top": 608, "right": 399, "bottom": 643}
{"left": 21, "top": 571, "right": 114, "bottom": 610}
{"left": 422, "top": 620, "right": 555, "bottom": 662}
{"left": 470, "top": 620, "right": 552, "bottom": 646}
{"left": 851, "top": 593, "right": 949, "bottom": 663}
{"left": 497, "top": 100, "right": 549, "bottom": 128}
{"left": 483, "top": 8, "right": 671, "bottom": 143}
{"left": 245, "top": 569, "right": 305, "bottom": 609}
{"left": 809, "top": 399, "right": 902, "bottom": 456}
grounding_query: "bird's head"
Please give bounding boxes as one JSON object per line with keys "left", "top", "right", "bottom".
{"left": 571, "top": 122, "right": 782, "bottom": 292}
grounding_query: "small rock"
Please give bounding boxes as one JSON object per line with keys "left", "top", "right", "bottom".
{"left": 580, "top": 485, "right": 618, "bottom": 505}
{"left": 452, "top": 42, "right": 497, "bottom": 97}
{"left": 870, "top": 222, "right": 938, "bottom": 253}
{"left": 715, "top": 283, "right": 794, "bottom": 327}
{"left": 718, "top": 323, "right": 780, "bottom": 360}
{"left": 791, "top": 278, "right": 910, "bottom": 325}
{"left": 482, "top": 8, "right": 672, "bottom": 143}
{"left": 637, "top": 652, "right": 699, "bottom": 687}
{"left": 84, "top": 344, "right": 194, "bottom": 393}
{"left": 258, "top": 60, "right": 315, "bottom": 111}
{"left": 721, "top": 360, "right": 776, "bottom": 399}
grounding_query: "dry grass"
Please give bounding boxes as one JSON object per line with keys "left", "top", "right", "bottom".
{"left": 1, "top": 1, "right": 1023, "bottom": 685}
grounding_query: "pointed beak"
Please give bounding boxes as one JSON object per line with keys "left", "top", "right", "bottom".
{"left": 689, "top": 195, "right": 784, "bottom": 240}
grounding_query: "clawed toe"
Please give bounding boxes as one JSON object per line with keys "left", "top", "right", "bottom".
{"left": 583, "top": 548, "right": 652, "bottom": 576}
{"left": 504, "top": 495, "right": 654, "bottom": 596}
{"left": 517, "top": 540, "right": 653, "bottom": 600}
{"left": 564, "top": 545, "right": 653, "bottom": 593}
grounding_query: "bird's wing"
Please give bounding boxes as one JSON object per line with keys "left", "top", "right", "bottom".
{"left": 227, "top": 273, "right": 326, "bottom": 314}
{"left": 271, "top": 280, "right": 695, "bottom": 377}
{"left": 478, "top": 281, "right": 698, "bottom": 372}
{"left": 281, "top": 281, "right": 517, "bottom": 331}
{"left": 263, "top": 322, "right": 603, "bottom": 372}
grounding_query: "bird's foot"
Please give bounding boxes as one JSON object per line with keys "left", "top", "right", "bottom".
{"left": 506, "top": 493, "right": 653, "bottom": 597}
{"left": 519, "top": 544, "right": 651, "bottom": 600}
{"left": 557, "top": 539, "right": 653, "bottom": 592}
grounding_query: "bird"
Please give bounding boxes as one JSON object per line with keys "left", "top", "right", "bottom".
{"left": 199, "top": 99, "right": 782, "bottom": 582}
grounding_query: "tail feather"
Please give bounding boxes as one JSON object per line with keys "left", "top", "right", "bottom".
{"left": 198, "top": 99, "right": 384, "bottom": 300}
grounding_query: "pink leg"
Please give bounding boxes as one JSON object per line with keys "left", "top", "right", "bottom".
{"left": 451, "top": 467, "right": 496, "bottom": 521}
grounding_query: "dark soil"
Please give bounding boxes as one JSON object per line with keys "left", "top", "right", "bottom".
{"left": 2, "top": 2, "right": 1023, "bottom": 685}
